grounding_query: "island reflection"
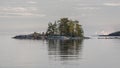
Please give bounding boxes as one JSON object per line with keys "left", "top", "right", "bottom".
{"left": 47, "top": 39, "right": 83, "bottom": 61}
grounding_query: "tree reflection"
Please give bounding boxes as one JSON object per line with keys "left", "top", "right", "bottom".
{"left": 47, "top": 39, "right": 83, "bottom": 61}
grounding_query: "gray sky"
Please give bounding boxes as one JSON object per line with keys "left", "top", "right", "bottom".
{"left": 0, "top": 0, "right": 120, "bottom": 35}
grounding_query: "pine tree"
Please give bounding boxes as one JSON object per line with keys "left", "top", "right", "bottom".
{"left": 46, "top": 18, "right": 84, "bottom": 37}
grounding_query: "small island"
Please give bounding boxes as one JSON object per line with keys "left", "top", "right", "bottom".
{"left": 108, "top": 31, "right": 120, "bottom": 36}
{"left": 13, "top": 18, "right": 90, "bottom": 40}
{"left": 98, "top": 31, "right": 120, "bottom": 39}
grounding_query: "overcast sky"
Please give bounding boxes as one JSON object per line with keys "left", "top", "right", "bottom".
{"left": 0, "top": 0, "right": 120, "bottom": 35}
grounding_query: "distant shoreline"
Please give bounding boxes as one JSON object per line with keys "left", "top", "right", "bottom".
{"left": 98, "top": 31, "right": 120, "bottom": 39}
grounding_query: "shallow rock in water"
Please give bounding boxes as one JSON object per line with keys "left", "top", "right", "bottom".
{"left": 13, "top": 35, "right": 35, "bottom": 39}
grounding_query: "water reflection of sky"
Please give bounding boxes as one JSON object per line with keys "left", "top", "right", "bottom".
{"left": 47, "top": 40, "right": 83, "bottom": 61}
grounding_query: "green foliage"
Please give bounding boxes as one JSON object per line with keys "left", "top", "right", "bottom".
{"left": 58, "top": 18, "right": 69, "bottom": 36}
{"left": 46, "top": 22, "right": 58, "bottom": 36}
{"left": 46, "top": 18, "right": 84, "bottom": 37}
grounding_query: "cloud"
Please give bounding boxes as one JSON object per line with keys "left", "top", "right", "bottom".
{"left": 0, "top": 7, "right": 46, "bottom": 17}
{"left": 103, "top": 3, "right": 120, "bottom": 7}
{"left": 75, "top": 3, "right": 101, "bottom": 10}
{"left": 77, "top": 2, "right": 120, "bottom": 7}
{"left": 0, "top": 7, "right": 28, "bottom": 12}
{"left": 27, "top": 1, "right": 37, "bottom": 4}
{"left": 75, "top": 7, "right": 100, "bottom": 10}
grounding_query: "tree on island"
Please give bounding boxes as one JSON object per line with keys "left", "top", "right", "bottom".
{"left": 13, "top": 18, "right": 85, "bottom": 40}
{"left": 46, "top": 18, "right": 84, "bottom": 37}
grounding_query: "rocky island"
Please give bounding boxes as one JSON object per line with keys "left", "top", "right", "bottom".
{"left": 13, "top": 32, "right": 46, "bottom": 40}
{"left": 108, "top": 31, "right": 120, "bottom": 36}
{"left": 13, "top": 18, "right": 90, "bottom": 40}
{"left": 98, "top": 31, "right": 120, "bottom": 39}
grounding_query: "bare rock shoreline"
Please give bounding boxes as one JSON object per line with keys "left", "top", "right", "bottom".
{"left": 13, "top": 32, "right": 90, "bottom": 40}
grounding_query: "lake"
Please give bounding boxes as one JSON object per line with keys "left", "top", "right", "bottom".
{"left": 0, "top": 34, "right": 120, "bottom": 68}
{"left": 0, "top": 0, "right": 120, "bottom": 68}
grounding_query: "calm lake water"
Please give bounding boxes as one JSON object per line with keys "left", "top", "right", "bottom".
{"left": 0, "top": 34, "right": 120, "bottom": 68}
{"left": 0, "top": 0, "right": 120, "bottom": 68}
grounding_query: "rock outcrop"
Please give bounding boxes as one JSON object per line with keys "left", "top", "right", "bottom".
{"left": 108, "top": 31, "right": 120, "bottom": 36}
{"left": 13, "top": 32, "right": 90, "bottom": 40}
{"left": 13, "top": 32, "right": 46, "bottom": 40}
{"left": 98, "top": 31, "right": 120, "bottom": 39}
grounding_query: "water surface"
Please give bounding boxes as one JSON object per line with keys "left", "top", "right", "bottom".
{"left": 0, "top": 34, "right": 120, "bottom": 68}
